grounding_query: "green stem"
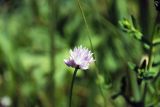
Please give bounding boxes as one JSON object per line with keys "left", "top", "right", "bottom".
{"left": 75, "top": 1, "right": 107, "bottom": 106}
{"left": 143, "top": 12, "right": 160, "bottom": 104}
{"left": 69, "top": 68, "right": 78, "bottom": 107}
{"left": 148, "top": 12, "right": 160, "bottom": 70}
{"left": 129, "top": 70, "right": 141, "bottom": 102}
{"left": 76, "top": 0, "right": 94, "bottom": 55}
{"left": 46, "top": 0, "right": 56, "bottom": 105}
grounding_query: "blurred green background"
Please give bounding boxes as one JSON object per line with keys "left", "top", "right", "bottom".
{"left": 0, "top": 0, "right": 159, "bottom": 107}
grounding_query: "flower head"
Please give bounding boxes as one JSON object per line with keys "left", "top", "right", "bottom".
{"left": 64, "top": 45, "right": 95, "bottom": 70}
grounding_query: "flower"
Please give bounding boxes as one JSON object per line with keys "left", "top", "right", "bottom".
{"left": 64, "top": 45, "right": 95, "bottom": 70}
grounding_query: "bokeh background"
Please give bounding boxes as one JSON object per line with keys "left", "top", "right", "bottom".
{"left": 0, "top": 0, "right": 159, "bottom": 107}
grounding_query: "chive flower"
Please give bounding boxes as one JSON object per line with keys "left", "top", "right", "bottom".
{"left": 64, "top": 45, "right": 95, "bottom": 70}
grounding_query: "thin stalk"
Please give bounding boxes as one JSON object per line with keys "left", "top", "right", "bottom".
{"left": 148, "top": 12, "right": 160, "bottom": 70}
{"left": 76, "top": 0, "right": 94, "bottom": 55}
{"left": 46, "top": 0, "right": 56, "bottom": 106}
{"left": 69, "top": 68, "right": 78, "bottom": 107}
{"left": 48, "top": 0, "right": 56, "bottom": 82}
{"left": 139, "top": 0, "right": 150, "bottom": 36}
{"left": 142, "top": 83, "right": 147, "bottom": 102}
{"left": 128, "top": 70, "right": 141, "bottom": 102}
{"left": 75, "top": 1, "right": 107, "bottom": 106}
{"left": 143, "top": 12, "right": 160, "bottom": 104}
{"left": 76, "top": 0, "right": 99, "bottom": 76}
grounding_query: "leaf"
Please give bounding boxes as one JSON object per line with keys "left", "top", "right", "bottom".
{"left": 119, "top": 18, "right": 143, "bottom": 41}
{"left": 153, "top": 38, "right": 160, "bottom": 46}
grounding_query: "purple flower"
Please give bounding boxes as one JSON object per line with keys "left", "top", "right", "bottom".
{"left": 64, "top": 45, "right": 95, "bottom": 70}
